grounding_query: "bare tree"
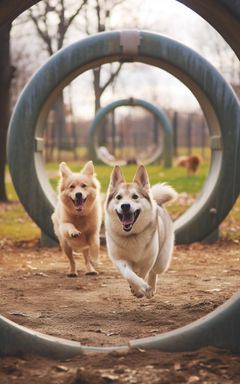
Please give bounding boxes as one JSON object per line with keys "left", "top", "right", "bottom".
{"left": 83, "top": 0, "right": 127, "bottom": 113}
{"left": 0, "top": 24, "right": 15, "bottom": 202}
{"left": 11, "top": 45, "right": 35, "bottom": 110}
{"left": 27, "top": 0, "right": 88, "bottom": 157}
{"left": 28, "top": 0, "right": 88, "bottom": 55}
{"left": 193, "top": 24, "right": 240, "bottom": 88}
{"left": 28, "top": 0, "right": 130, "bottom": 114}
{"left": 80, "top": 0, "right": 130, "bottom": 145}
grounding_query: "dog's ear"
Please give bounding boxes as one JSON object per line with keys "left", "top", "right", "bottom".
{"left": 133, "top": 165, "right": 150, "bottom": 191}
{"left": 81, "top": 161, "right": 94, "bottom": 176}
{"left": 109, "top": 165, "right": 124, "bottom": 189}
{"left": 59, "top": 162, "right": 71, "bottom": 178}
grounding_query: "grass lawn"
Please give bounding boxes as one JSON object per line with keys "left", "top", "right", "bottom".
{"left": 1, "top": 157, "right": 239, "bottom": 242}
{"left": 47, "top": 161, "right": 209, "bottom": 195}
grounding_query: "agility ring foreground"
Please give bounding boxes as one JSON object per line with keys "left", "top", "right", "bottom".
{"left": 87, "top": 97, "right": 173, "bottom": 167}
{"left": 1, "top": 293, "right": 240, "bottom": 357}
{"left": 7, "top": 30, "right": 240, "bottom": 245}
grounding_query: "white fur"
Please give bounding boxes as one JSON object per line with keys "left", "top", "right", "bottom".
{"left": 105, "top": 165, "right": 177, "bottom": 299}
{"left": 151, "top": 183, "right": 178, "bottom": 205}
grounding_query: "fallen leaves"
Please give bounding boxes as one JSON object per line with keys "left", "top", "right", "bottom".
{"left": 89, "top": 329, "right": 120, "bottom": 337}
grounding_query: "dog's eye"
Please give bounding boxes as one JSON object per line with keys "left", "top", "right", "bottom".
{"left": 116, "top": 195, "right": 122, "bottom": 200}
{"left": 81, "top": 183, "right": 87, "bottom": 188}
{"left": 132, "top": 194, "right": 139, "bottom": 200}
{"left": 69, "top": 184, "right": 75, "bottom": 189}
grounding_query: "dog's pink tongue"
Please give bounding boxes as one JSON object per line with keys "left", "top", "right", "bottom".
{"left": 123, "top": 219, "right": 134, "bottom": 225}
{"left": 122, "top": 214, "right": 134, "bottom": 225}
{"left": 75, "top": 201, "right": 83, "bottom": 207}
{"left": 74, "top": 200, "right": 84, "bottom": 211}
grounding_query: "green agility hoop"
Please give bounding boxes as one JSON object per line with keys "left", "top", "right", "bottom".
{"left": 87, "top": 97, "right": 173, "bottom": 167}
{"left": 7, "top": 30, "right": 240, "bottom": 245}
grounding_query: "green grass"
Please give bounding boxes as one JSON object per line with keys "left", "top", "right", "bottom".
{"left": 1, "top": 154, "right": 239, "bottom": 242}
{"left": 47, "top": 161, "right": 209, "bottom": 195}
{"left": 0, "top": 202, "right": 40, "bottom": 241}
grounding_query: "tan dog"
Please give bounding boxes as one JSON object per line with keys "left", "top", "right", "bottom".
{"left": 105, "top": 165, "right": 177, "bottom": 298}
{"left": 51, "top": 161, "right": 102, "bottom": 276}
{"left": 176, "top": 155, "right": 200, "bottom": 176}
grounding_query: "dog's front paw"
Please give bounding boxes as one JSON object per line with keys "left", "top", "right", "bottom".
{"left": 69, "top": 229, "right": 81, "bottom": 238}
{"left": 130, "top": 282, "right": 150, "bottom": 299}
{"left": 85, "top": 261, "right": 98, "bottom": 276}
{"left": 85, "top": 270, "right": 98, "bottom": 276}
{"left": 67, "top": 271, "right": 78, "bottom": 278}
{"left": 145, "top": 286, "right": 155, "bottom": 299}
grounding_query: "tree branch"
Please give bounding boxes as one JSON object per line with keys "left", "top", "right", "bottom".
{"left": 101, "top": 63, "right": 123, "bottom": 95}
{"left": 65, "top": 0, "right": 88, "bottom": 31}
{"left": 28, "top": 8, "right": 54, "bottom": 55}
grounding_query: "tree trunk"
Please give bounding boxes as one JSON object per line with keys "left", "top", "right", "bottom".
{"left": 0, "top": 24, "right": 12, "bottom": 202}
{"left": 172, "top": 111, "right": 178, "bottom": 157}
{"left": 53, "top": 92, "right": 67, "bottom": 161}
{"left": 93, "top": 67, "right": 108, "bottom": 147}
{"left": 187, "top": 114, "right": 192, "bottom": 156}
{"left": 93, "top": 67, "right": 102, "bottom": 113}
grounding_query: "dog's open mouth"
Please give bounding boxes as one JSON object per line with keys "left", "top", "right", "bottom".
{"left": 71, "top": 196, "right": 86, "bottom": 211}
{"left": 117, "top": 209, "right": 140, "bottom": 232}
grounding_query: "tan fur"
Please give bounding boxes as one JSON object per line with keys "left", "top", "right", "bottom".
{"left": 105, "top": 165, "right": 177, "bottom": 299}
{"left": 176, "top": 155, "right": 201, "bottom": 176}
{"left": 51, "top": 161, "right": 102, "bottom": 276}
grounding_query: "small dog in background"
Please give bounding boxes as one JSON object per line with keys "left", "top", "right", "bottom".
{"left": 105, "top": 165, "right": 177, "bottom": 299}
{"left": 176, "top": 155, "right": 201, "bottom": 176}
{"left": 52, "top": 161, "right": 102, "bottom": 277}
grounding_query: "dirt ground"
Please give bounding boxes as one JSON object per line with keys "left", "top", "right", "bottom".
{"left": 1, "top": 237, "right": 240, "bottom": 383}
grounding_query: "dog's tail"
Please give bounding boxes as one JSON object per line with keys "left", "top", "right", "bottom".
{"left": 151, "top": 183, "right": 178, "bottom": 205}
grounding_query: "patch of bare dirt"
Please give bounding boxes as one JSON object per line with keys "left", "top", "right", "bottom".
{"left": 1, "top": 240, "right": 240, "bottom": 383}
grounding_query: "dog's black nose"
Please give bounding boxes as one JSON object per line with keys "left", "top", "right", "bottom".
{"left": 121, "top": 203, "right": 131, "bottom": 212}
{"left": 75, "top": 192, "right": 83, "bottom": 199}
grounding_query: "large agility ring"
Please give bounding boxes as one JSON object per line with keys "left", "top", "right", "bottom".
{"left": 7, "top": 30, "right": 240, "bottom": 244}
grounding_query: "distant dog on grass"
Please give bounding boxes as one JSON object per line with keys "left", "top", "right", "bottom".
{"left": 52, "top": 161, "right": 102, "bottom": 277}
{"left": 176, "top": 155, "right": 200, "bottom": 176}
{"left": 105, "top": 164, "right": 177, "bottom": 299}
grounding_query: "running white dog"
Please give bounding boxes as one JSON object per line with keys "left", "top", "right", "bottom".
{"left": 105, "top": 165, "right": 177, "bottom": 298}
